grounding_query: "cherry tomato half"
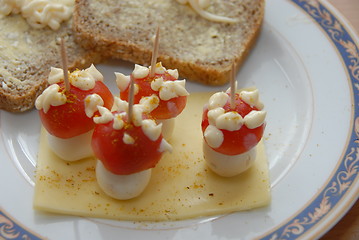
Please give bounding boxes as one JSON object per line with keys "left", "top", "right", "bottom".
{"left": 120, "top": 71, "right": 187, "bottom": 119}
{"left": 39, "top": 81, "right": 113, "bottom": 139}
{"left": 201, "top": 93, "right": 265, "bottom": 155}
{"left": 92, "top": 113, "right": 163, "bottom": 175}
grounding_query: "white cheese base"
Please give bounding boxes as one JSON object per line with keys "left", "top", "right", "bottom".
{"left": 203, "top": 142, "right": 256, "bottom": 177}
{"left": 47, "top": 130, "right": 93, "bottom": 161}
{"left": 157, "top": 118, "right": 175, "bottom": 140}
{"left": 96, "top": 160, "right": 152, "bottom": 200}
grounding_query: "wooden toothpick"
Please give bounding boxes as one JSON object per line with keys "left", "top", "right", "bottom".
{"left": 149, "top": 26, "right": 160, "bottom": 78}
{"left": 230, "top": 63, "right": 236, "bottom": 109}
{"left": 60, "top": 38, "right": 70, "bottom": 92}
{"left": 127, "top": 74, "right": 135, "bottom": 123}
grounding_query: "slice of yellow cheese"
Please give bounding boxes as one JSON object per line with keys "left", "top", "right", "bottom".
{"left": 33, "top": 92, "right": 271, "bottom": 221}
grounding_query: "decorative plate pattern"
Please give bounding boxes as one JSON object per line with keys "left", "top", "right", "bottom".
{"left": 262, "top": 0, "right": 359, "bottom": 239}
{"left": 0, "top": 209, "right": 43, "bottom": 240}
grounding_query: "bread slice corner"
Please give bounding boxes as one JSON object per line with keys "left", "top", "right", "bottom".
{"left": 0, "top": 14, "right": 101, "bottom": 112}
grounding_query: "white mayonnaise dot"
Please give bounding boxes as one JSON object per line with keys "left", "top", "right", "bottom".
{"left": 133, "top": 64, "right": 149, "bottom": 78}
{"left": 151, "top": 77, "right": 189, "bottom": 101}
{"left": 132, "top": 105, "right": 145, "bottom": 127}
{"left": 111, "top": 97, "right": 128, "bottom": 112}
{"left": 215, "top": 111, "right": 243, "bottom": 131}
{"left": 48, "top": 67, "right": 65, "bottom": 84}
{"left": 133, "top": 83, "right": 139, "bottom": 95}
{"left": 139, "top": 95, "right": 160, "bottom": 113}
{"left": 141, "top": 119, "right": 162, "bottom": 141}
{"left": 115, "top": 72, "right": 130, "bottom": 92}
{"left": 93, "top": 106, "right": 113, "bottom": 124}
{"left": 112, "top": 113, "right": 125, "bottom": 130}
{"left": 159, "top": 138, "right": 173, "bottom": 153}
{"left": 204, "top": 125, "right": 224, "bottom": 148}
{"left": 151, "top": 77, "right": 163, "bottom": 91}
{"left": 161, "top": 80, "right": 189, "bottom": 100}
{"left": 45, "top": 65, "right": 103, "bottom": 99}
{"left": 244, "top": 110, "right": 266, "bottom": 129}
{"left": 70, "top": 70, "right": 96, "bottom": 91}
{"left": 85, "top": 64, "right": 103, "bottom": 82}
{"left": 240, "top": 89, "right": 264, "bottom": 110}
{"left": 154, "top": 62, "right": 166, "bottom": 74}
{"left": 35, "top": 84, "right": 67, "bottom": 113}
{"left": 20, "top": 0, "right": 74, "bottom": 30}
{"left": 208, "top": 92, "right": 229, "bottom": 110}
{"left": 207, "top": 107, "right": 225, "bottom": 126}
{"left": 123, "top": 133, "right": 135, "bottom": 144}
{"left": 167, "top": 69, "right": 179, "bottom": 79}
{"left": 84, "top": 94, "right": 104, "bottom": 118}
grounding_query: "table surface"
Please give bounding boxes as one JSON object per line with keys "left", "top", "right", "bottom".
{"left": 320, "top": 0, "right": 359, "bottom": 239}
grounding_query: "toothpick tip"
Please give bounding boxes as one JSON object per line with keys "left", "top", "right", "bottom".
{"left": 230, "top": 63, "right": 236, "bottom": 109}
{"left": 60, "top": 37, "right": 70, "bottom": 92}
{"left": 149, "top": 26, "right": 160, "bottom": 78}
{"left": 127, "top": 74, "right": 135, "bottom": 123}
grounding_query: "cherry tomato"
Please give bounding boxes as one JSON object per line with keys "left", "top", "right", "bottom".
{"left": 92, "top": 112, "right": 163, "bottom": 175}
{"left": 120, "top": 71, "right": 187, "bottom": 119}
{"left": 39, "top": 81, "right": 114, "bottom": 139}
{"left": 201, "top": 93, "right": 265, "bottom": 155}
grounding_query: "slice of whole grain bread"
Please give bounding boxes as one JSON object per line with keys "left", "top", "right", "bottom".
{"left": 0, "top": 14, "right": 101, "bottom": 112}
{"left": 73, "top": 0, "right": 265, "bottom": 86}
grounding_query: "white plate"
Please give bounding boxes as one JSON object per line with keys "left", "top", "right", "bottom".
{"left": 1, "top": 0, "right": 359, "bottom": 239}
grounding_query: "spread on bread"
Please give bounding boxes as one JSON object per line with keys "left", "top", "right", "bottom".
{"left": 201, "top": 87, "right": 266, "bottom": 177}
{"left": 176, "top": 0, "right": 238, "bottom": 23}
{"left": 0, "top": 0, "right": 74, "bottom": 30}
{"left": 0, "top": 7, "right": 99, "bottom": 113}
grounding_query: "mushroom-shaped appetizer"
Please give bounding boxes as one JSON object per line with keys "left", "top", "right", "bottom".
{"left": 116, "top": 63, "right": 189, "bottom": 139}
{"left": 201, "top": 88, "right": 266, "bottom": 177}
{"left": 35, "top": 65, "right": 114, "bottom": 161}
{"left": 92, "top": 97, "right": 172, "bottom": 200}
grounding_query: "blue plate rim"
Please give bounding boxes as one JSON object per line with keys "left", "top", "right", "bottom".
{"left": 259, "top": 0, "right": 359, "bottom": 239}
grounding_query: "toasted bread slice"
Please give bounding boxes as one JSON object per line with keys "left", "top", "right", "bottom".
{"left": 0, "top": 14, "right": 101, "bottom": 112}
{"left": 73, "top": 0, "right": 265, "bottom": 86}
{"left": 73, "top": 0, "right": 264, "bottom": 85}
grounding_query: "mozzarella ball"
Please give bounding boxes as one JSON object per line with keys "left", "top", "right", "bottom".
{"left": 203, "top": 142, "right": 256, "bottom": 177}
{"left": 47, "top": 130, "right": 93, "bottom": 161}
{"left": 157, "top": 118, "right": 175, "bottom": 140}
{"left": 96, "top": 160, "right": 152, "bottom": 200}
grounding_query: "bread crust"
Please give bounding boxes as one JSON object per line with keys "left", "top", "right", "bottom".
{"left": 73, "top": 0, "right": 265, "bottom": 86}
